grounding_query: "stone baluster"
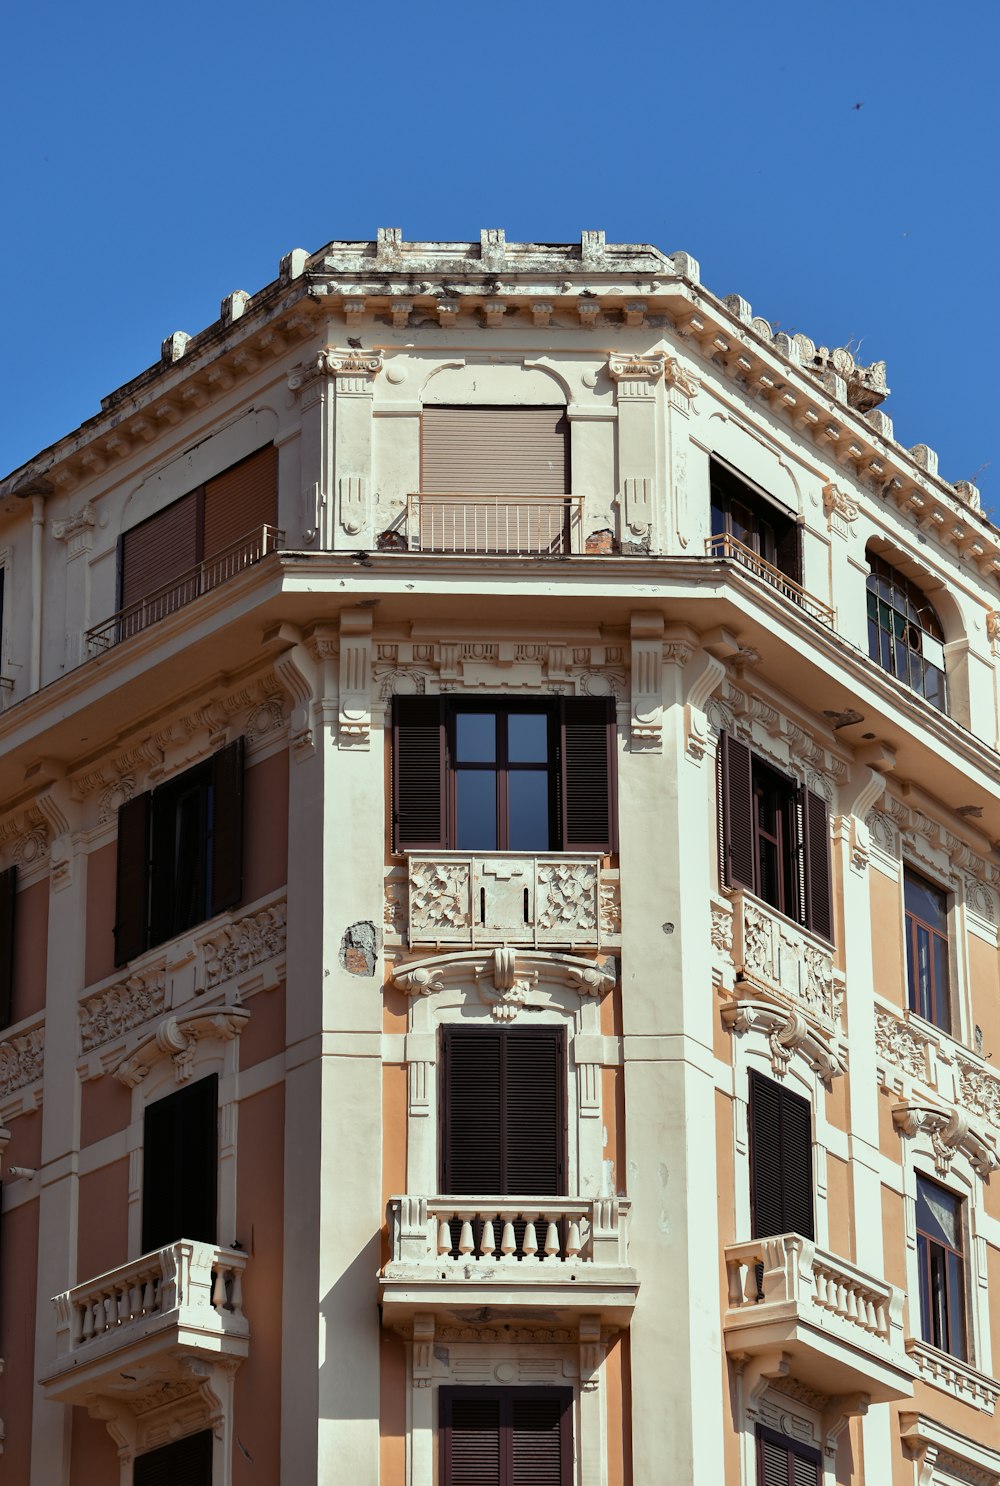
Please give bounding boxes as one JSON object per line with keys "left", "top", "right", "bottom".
{"left": 543, "top": 1218, "right": 561, "bottom": 1261}
{"left": 566, "top": 1219, "right": 582, "bottom": 1260}
{"left": 479, "top": 1218, "right": 497, "bottom": 1259}
{"left": 499, "top": 1220, "right": 516, "bottom": 1261}
{"left": 522, "top": 1217, "right": 538, "bottom": 1260}
{"left": 436, "top": 1218, "right": 451, "bottom": 1257}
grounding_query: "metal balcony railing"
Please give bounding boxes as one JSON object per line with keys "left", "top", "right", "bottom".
{"left": 85, "top": 524, "right": 284, "bottom": 652}
{"left": 706, "top": 532, "right": 835, "bottom": 626}
{"left": 407, "top": 493, "right": 582, "bottom": 555}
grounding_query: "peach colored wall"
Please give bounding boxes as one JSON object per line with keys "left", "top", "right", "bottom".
{"left": 382, "top": 1064, "right": 407, "bottom": 1266}
{"left": 78, "top": 1158, "right": 129, "bottom": 1279}
{"left": 12, "top": 877, "right": 48, "bottom": 1022}
{"left": 0, "top": 1197, "right": 39, "bottom": 1484}
{"left": 715, "top": 1088, "right": 735, "bottom": 1245}
{"left": 71, "top": 1405, "right": 120, "bottom": 1479}
{"left": 383, "top": 974, "right": 407, "bottom": 1034}
{"left": 990, "top": 1243, "right": 1000, "bottom": 1373}
{"left": 825, "top": 1154, "right": 853, "bottom": 1262}
{"left": 877, "top": 1085, "right": 901, "bottom": 1161}
{"left": 80, "top": 1074, "right": 132, "bottom": 1148}
{"left": 880, "top": 1186, "right": 908, "bottom": 1296}
{"left": 968, "top": 933, "right": 1000, "bottom": 1060}
{"left": 605, "top": 1335, "right": 631, "bottom": 1486}
{"left": 985, "top": 1166, "right": 1000, "bottom": 1224}
{"left": 233, "top": 1083, "right": 285, "bottom": 1485}
{"left": 241, "top": 750, "right": 289, "bottom": 906}
{"left": 85, "top": 840, "right": 117, "bottom": 987}
{"left": 908, "top": 1376, "right": 999, "bottom": 1437}
{"left": 825, "top": 1072, "right": 850, "bottom": 1137}
{"left": 870, "top": 870, "right": 905, "bottom": 1009}
{"left": 4, "top": 1106, "right": 41, "bottom": 1171}
{"left": 380, "top": 1329, "right": 407, "bottom": 1485}
{"left": 239, "top": 983, "right": 286, "bottom": 1070}
{"left": 602, "top": 1067, "right": 625, "bottom": 1196}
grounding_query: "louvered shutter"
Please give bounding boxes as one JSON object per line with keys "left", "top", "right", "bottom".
{"left": 801, "top": 787, "right": 833, "bottom": 942}
{"left": 444, "top": 1394, "right": 502, "bottom": 1486}
{"left": 510, "top": 1393, "right": 568, "bottom": 1486}
{"left": 775, "top": 522, "right": 802, "bottom": 586}
{"left": 559, "top": 698, "right": 616, "bottom": 853}
{"left": 134, "top": 1429, "right": 213, "bottom": 1486}
{"left": 757, "top": 1428, "right": 820, "bottom": 1486}
{"left": 119, "top": 491, "right": 200, "bottom": 611}
{"left": 114, "top": 793, "right": 151, "bottom": 967}
{"left": 720, "top": 732, "right": 755, "bottom": 892}
{"left": 202, "top": 445, "right": 278, "bottom": 562}
{"left": 759, "top": 1435, "right": 790, "bottom": 1486}
{"left": 505, "top": 1031, "right": 564, "bottom": 1195}
{"left": 442, "top": 1029, "right": 503, "bottom": 1194}
{"left": 142, "top": 1074, "right": 218, "bottom": 1251}
{"left": 779, "top": 1082, "right": 815, "bottom": 1241}
{"left": 422, "top": 408, "right": 570, "bottom": 494}
{"left": 0, "top": 866, "right": 16, "bottom": 1029}
{"left": 210, "top": 737, "right": 245, "bottom": 915}
{"left": 393, "top": 697, "right": 446, "bottom": 851}
{"left": 749, "top": 1072, "right": 814, "bottom": 1241}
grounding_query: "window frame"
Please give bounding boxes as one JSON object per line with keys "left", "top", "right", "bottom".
{"left": 866, "top": 550, "right": 947, "bottom": 711}
{"left": 756, "top": 1424, "right": 821, "bottom": 1484}
{"left": 710, "top": 458, "right": 801, "bottom": 583}
{"left": 448, "top": 700, "right": 559, "bottom": 853}
{"left": 903, "top": 866, "right": 952, "bottom": 1034}
{"left": 439, "top": 1386, "right": 573, "bottom": 1486}
{"left": 915, "top": 1173, "right": 968, "bottom": 1363}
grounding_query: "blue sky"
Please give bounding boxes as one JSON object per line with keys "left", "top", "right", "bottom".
{"left": 3, "top": 1, "right": 998, "bottom": 513}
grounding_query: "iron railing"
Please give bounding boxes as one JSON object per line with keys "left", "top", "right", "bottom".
{"left": 706, "top": 532, "right": 835, "bottom": 626}
{"left": 407, "top": 493, "right": 582, "bottom": 555}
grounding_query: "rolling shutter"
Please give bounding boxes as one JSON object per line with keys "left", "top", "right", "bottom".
{"left": 801, "top": 787, "right": 833, "bottom": 942}
{"left": 393, "top": 697, "right": 446, "bottom": 851}
{"left": 559, "top": 698, "right": 616, "bottom": 853}
{"left": 114, "top": 793, "right": 151, "bottom": 967}
{"left": 0, "top": 866, "right": 16, "bottom": 1029}
{"left": 749, "top": 1071, "right": 813, "bottom": 1241}
{"left": 210, "top": 736, "right": 245, "bottom": 915}
{"left": 720, "top": 732, "right": 754, "bottom": 892}
{"left": 119, "top": 490, "right": 200, "bottom": 610}
{"left": 202, "top": 445, "right": 278, "bottom": 560}
{"left": 134, "top": 1429, "right": 213, "bottom": 1486}
{"left": 422, "top": 407, "right": 570, "bottom": 494}
{"left": 142, "top": 1073, "right": 218, "bottom": 1252}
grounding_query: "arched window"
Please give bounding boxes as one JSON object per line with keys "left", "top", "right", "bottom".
{"left": 866, "top": 551, "right": 947, "bottom": 710}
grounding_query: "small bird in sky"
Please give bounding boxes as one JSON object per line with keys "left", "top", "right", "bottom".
{"left": 347, "top": 337, "right": 363, "bottom": 350}
{"left": 852, "top": 101, "right": 864, "bottom": 110}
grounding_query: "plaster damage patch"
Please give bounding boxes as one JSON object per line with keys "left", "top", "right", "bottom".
{"left": 340, "top": 920, "right": 379, "bottom": 976}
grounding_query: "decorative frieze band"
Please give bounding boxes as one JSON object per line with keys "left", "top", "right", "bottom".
{"left": 80, "top": 970, "right": 168, "bottom": 1054}
{"left": 202, "top": 899, "right": 287, "bottom": 989}
{"left": 0, "top": 1023, "right": 44, "bottom": 1098}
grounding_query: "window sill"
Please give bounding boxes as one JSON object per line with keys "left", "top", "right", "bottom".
{"left": 905, "top": 1338, "right": 999, "bottom": 1413}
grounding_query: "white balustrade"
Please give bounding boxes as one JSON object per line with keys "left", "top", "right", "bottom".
{"left": 388, "top": 1195, "right": 630, "bottom": 1269}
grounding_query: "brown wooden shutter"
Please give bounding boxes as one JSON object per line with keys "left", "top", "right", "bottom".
{"left": 210, "top": 737, "right": 245, "bottom": 914}
{"left": 443, "top": 1394, "right": 502, "bottom": 1486}
{"left": 134, "top": 1429, "right": 214, "bottom": 1486}
{"left": 442, "top": 1029, "right": 563, "bottom": 1196}
{"left": 749, "top": 1071, "right": 813, "bottom": 1241}
{"left": 440, "top": 1390, "right": 571, "bottom": 1486}
{"left": 422, "top": 407, "right": 570, "bottom": 494}
{"left": 442, "top": 1028, "right": 503, "bottom": 1194}
{"left": 757, "top": 1428, "right": 820, "bottom": 1486}
{"left": 119, "top": 490, "right": 200, "bottom": 610}
{"left": 559, "top": 698, "right": 616, "bottom": 853}
{"left": 114, "top": 793, "right": 151, "bottom": 967}
{"left": 142, "top": 1073, "right": 218, "bottom": 1252}
{"left": 505, "top": 1030, "right": 564, "bottom": 1195}
{"left": 393, "top": 697, "right": 446, "bottom": 851}
{"left": 801, "top": 787, "right": 833, "bottom": 942}
{"left": 510, "top": 1394, "right": 570, "bottom": 1486}
{"left": 720, "top": 732, "right": 755, "bottom": 892}
{"left": 0, "top": 866, "right": 16, "bottom": 1029}
{"left": 202, "top": 445, "right": 278, "bottom": 559}
{"left": 775, "top": 522, "right": 802, "bottom": 585}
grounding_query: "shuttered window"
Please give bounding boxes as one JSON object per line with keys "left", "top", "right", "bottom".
{"left": 749, "top": 1071, "right": 814, "bottom": 1241}
{"left": 422, "top": 407, "right": 570, "bottom": 495}
{"left": 710, "top": 459, "right": 801, "bottom": 585}
{"left": 203, "top": 445, "right": 279, "bottom": 564}
{"left": 0, "top": 865, "right": 16, "bottom": 1030}
{"left": 756, "top": 1426, "right": 820, "bottom": 1485}
{"left": 441, "top": 1388, "right": 572, "bottom": 1486}
{"left": 392, "top": 697, "right": 616, "bottom": 854}
{"left": 114, "top": 739, "right": 244, "bottom": 966}
{"left": 142, "top": 1074, "right": 218, "bottom": 1252}
{"left": 134, "top": 1428, "right": 213, "bottom": 1486}
{"left": 718, "top": 732, "right": 832, "bottom": 942}
{"left": 120, "top": 490, "right": 200, "bottom": 612}
{"left": 442, "top": 1027, "right": 564, "bottom": 1195}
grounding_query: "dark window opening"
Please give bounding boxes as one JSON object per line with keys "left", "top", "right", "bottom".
{"left": 756, "top": 1425, "right": 821, "bottom": 1485}
{"left": 866, "top": 551, "right": 947, "bottom": 711}
{"left": 142, "top": 1074, "right": 218, "bottom": 1253}
{"left": 904, "top": 868, "right": 951, "bottom": 1033}
{"left": 710, "top": 459, "right": 801, "bottom": 585}
{"left": 134, "top": 1430, "right": 213, "bottom": 1486}
{"left": 749, "top": 1071, "right": 814, "bottom": 1243}
{"left": 440, "top": 1388, "right": 572, "bottom": 1486}
{"left": 916, "top": 1174, "right": 967, "bottom": 1361}
{"left": 0, "top": 864, "right": 16, "bottom": 1031}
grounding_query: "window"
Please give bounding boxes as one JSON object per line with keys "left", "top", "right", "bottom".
{"left": 134, "top": 1428, "right": 213, "bottom": 1485}
{"left": 114, "top": 739, "right": 244, "bottom": 966}
{"left": 866, "top": 551, "right": 946, "bottom": 710}
{"left": 749, "top": 1071, "right": 814, "bottom": 1242}
{"left": 393, "top": 698, "right": 616, "bottom": 854}
{"left": 904, "top": 868, "right": 951, "bottom": 1033}
{"left": 718, "top": 732, "right": 832, "bottom": 941}
{"left": 142, "top": 1074, "right": 218, "bottom": 1252}
{"left": 710, "top": 459, "right": 801, "bottom": 584}
{"left": 916, "top": 1175, "right": 967, "bottom": 1360}
{"left": 422, "top": 407, "right": 570, "bottom": 495}
{"left": 440, "top": 1388, "right": 572, "bottom": 1486}
{"left": 0, "top": 864, "right": 15, "bottom": 1030}
{"left": 756, "top": 1426, "right": 820, "bottom": 1485}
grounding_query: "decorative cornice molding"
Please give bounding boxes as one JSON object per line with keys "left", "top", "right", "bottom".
{"left": 721, "top": 997, "right": 846, "bottom": 1084}
{"left": 607, "top": 352, "right": 666, "bottom": 383}
{"left": 892, "top": 1100, "right": 999, "bottom": 1178}
{"left": 112, "top": 1006, "right": 249, "bottom": 1088}
{"left": 392, "top": 946, "right": 616, "bottom": 1019}
{"left": 80, "top": 969, "right": 168, "bottom": 1054}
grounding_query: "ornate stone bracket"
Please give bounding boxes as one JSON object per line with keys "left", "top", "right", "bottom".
{"left": 52, "top": 503, "right": 97, "bottom": 558}
{"left": 607, "top": 353, "right": 666, "bottom": 384}
{"left": 630, "top": 612, "right": 663, "bottom": 751}
{"left": 265, "top": 622, "right": 321, "bottom": 759}
{"left": 892, "top": 1101, "right": 999, "bottom": 1178}
{"left": 721, "top": 998, "right": 846, "bottom": 1084}
{"left": 392, "top": 947, "right": 616, "bottom": 1019}
{"left": 339, "top": 608, "right": 372, "bottom": 749}
{"left": 113, "top": 1006, "right": 249, "bottom": 1088}
{"left": 821, "top": 482, "right": 859, "bottom": 539}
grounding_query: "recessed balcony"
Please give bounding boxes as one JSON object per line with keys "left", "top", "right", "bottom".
{"left": 381, "top": 1195, "right": 638, "bottom": 1328}
{"left": 724, "top": 1234, "right": 915, "bottom": 1402}
{"left": 42, "top": 1240, "right": 249, "bottom": 1408}
{"left": 406, "top": 493, "right": 583, "bottom": 555}
{"left": 397, "top": 852, "right": 621, "bottom": 952}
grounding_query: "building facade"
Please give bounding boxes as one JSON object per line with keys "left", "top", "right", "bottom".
{"left": 0, "top": 230, "right": 998, "bottom": 1484}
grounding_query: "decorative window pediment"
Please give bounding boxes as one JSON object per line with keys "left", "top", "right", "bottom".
{"left": 113, "top": 1005, "right": 248, "bottom": 1088}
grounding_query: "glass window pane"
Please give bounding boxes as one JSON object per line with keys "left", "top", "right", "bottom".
{"left": 905, "top": 872, "right": 947, "bottom": 930}
{"left": 917, "top": 1177, "right": 960, "bottom": 1248}
{"left": 917, "top": 1240, "right": 932, "bottom": 1342}
{"left": 924, "top": 664, "right": 946, "bottom": 711}
{"left": 507, "top": 713, "right": 548, "bottom": 763}
{"left": 933, "top": 935, "right": 950, "bottom": 1032}
{"left": 946, "top": 1250, "right": 967, "bottom": 1359}
{"left": 455, "top": 712, "right": 496, "bottom": 763}
{"left": 456, "top": 770, "right": 497, "bottom": 849}
{"left": 508, "top": 771, "right": 551, "bottom": 850}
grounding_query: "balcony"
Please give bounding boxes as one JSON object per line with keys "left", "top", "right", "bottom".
{"left": 407, "top": 493, "right": 583, "bottom": 555}
{"left": 724, "top": 891, "right": 844, "bottom": 1029}
{"left": 706, "top": 532, "right": 835, "bottom": 626}
{"left": 381, "top": 1195, "right": 638, "bottom": 1327}
{"left": 397, "top": 853, "right": 621, "bottom": 951}
{"left": 724, "top": 1234, "right": 915, "bottom": 1402}
{"left": 85, "top": 524, "right": 284, "bottom": 653}
{"left": 42, "top": 1241, "right": 249, "bottom": 1408}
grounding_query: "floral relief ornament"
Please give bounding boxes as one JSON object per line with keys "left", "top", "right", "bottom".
{"left": 536, "top": 863, "right": 598, "bottom": 932}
